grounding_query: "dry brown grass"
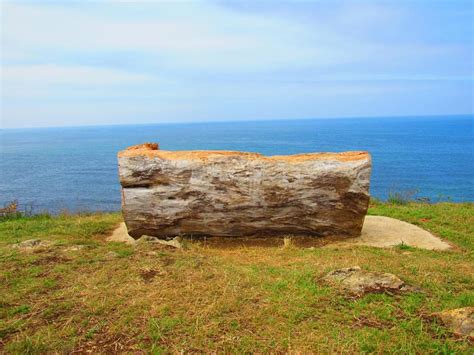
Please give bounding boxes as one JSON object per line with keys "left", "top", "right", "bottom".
{"left": 0, "top": 203, "right": 473, "bottom": 353}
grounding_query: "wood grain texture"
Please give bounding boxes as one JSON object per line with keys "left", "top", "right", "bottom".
{"left": 118, "top": 143, "right": 371, "bottom": 239}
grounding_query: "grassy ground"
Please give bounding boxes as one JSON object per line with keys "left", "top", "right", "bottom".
{"left": 0, "top": 202, "right": 473, "bottom": 353}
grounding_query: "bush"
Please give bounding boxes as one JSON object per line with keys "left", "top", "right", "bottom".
{"left": 387, "top": 189, "right": 419, "bottom": 205}
{"left": 0, "top": 200, "right": 23, "bottom": 221}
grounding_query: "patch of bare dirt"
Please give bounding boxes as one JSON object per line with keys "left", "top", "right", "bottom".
{"left": 71, "top": 332, "right": 139, "bottom": 354}
{"left": 31, "top": 254, "right": 70, "bottom": 266}
{"left": 139, "top": 268, "right": 162, "bottom": 283}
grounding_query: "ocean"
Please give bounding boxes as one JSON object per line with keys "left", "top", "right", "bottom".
{"left": 1, "top": 115, "right": 473, "bottom": 213}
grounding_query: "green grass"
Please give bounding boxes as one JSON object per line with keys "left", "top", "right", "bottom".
{"left": 369, "top": 201, "right": 474, "bottom": 250}
{"left": 0, "top": 203, "right": 473, "bottom": 353}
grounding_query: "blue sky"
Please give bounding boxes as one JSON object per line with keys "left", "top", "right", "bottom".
{"left": 1, "top": 0, "right": 472, "bottom": 128}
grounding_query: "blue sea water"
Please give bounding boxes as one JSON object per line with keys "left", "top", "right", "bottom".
{"left": 1, "top": 115, "right": 473, "bottom": 213}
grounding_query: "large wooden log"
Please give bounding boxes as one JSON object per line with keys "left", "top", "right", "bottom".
{"left": 118, "top": 143, "right": 371, "bottom": 239}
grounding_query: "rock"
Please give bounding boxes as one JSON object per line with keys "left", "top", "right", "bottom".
{"left": 12, "top": 239, "right": 51, "bottom": 250}
{"left": 63, "top": 245, "right": 86, "bottom": 252}
{"left": 435, "top": 307, "right": 474, "bottom": 338}
{"left": 156, "top": 238, "right": 182, "bottom": 249}
{"left": 118, "top": 143, "right": 371, "bottom": 239}
{"left": 107, "top": 222, "right": 135, "bottom": 245}
{"left": 323, "top": 266, "right": 416, "bottom": 296}
{"left": 137, "top": 235, "right": 182, "bottom": 249}
{"left": 137, "top": 235, "right": 159, "bottom": 243}
{"left": 325, "top": 216, "right": 452, "bottom": 251}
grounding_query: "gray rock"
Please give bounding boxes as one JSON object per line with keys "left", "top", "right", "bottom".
{"left": 118, "top": 143, "right": 371, "bottom": 239}
{"left": 12, "top": 239, "right": 51, "bottom": 250}
{"left": 63, "top": 245, "right": 87, "bottom": 252}
{"left": 137, "top": 235, "right": 159, "bottom": 243}
{"left": 137, "top": 235, "right": 182, "bottom": 249}
{"left": 435, "top": 307, "right": 474, "bottom": 338}
{"left": 156, "top": 237, "right": 182, "bottom": 249}
{"left": 323, "top": 266, "right": 416, "bottom": 296}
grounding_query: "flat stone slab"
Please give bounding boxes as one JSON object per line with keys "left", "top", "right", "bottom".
{"left": 107, "top": 223, "right": 181, "bottom": 248}
{"left": 107, "top": 216, "right": 451, "bottom": 250}
{"left": 322, "top": 266, "right": 417, "bottom": 296}
{"left": 329, "top": 215, "right": 451, "bottom": 250}
{"left": 12, "top": 239, "right": 52, "bottom": 250}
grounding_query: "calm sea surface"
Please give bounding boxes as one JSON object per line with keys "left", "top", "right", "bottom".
{"left": 1, "top": 115, "right": 473, "bottom": 213}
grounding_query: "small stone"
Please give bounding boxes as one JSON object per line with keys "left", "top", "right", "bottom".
{"left": 323, "top": 266, "right": 416, "bottom": 297}
{"left": 137, "top": 235, "right": 182, "bottom": 249}
{"left": 137, "top": 235, "right": 159, "bottom": 243}
{"left": 12, "top": 239, "right": 51, "bottom": 250}
{"left": 435, "top": 307, "right": 474, "bottom": 338}
{"left": 156, "top": 237, "right": 182, "bottom": 249}
{"left": 63, "top": 245, "right": 86, "bottom": 252}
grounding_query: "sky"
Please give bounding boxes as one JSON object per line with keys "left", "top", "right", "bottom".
{"left": 1, "top": 0, "right": 472, "bottom": 129}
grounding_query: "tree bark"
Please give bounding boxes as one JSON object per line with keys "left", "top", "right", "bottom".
{"left": 118, "top": 143, "right": 371, "bottom": 239}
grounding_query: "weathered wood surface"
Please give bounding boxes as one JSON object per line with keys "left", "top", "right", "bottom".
{"left": 118, "top": 143, "right": 371, "bottom": 239}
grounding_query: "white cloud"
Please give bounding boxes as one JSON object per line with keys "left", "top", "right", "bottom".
{"left": 3, "top": 64, "right": 151, "bottom": 86}
{"left": 1, "top": 64, "right": 157, "bottom": 100}
{"left": 1, "top": 0, "right": 472, "bottom": 128}
{"left": 0, "top": 1, "right": 378, "bottom": 72}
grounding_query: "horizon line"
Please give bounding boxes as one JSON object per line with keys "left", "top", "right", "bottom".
{"left": 1, "top": 113, "right": 472, "bottom": 131}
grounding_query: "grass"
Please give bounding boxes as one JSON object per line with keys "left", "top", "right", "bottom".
{"left": 0, "top": 202, "right": 473, "bottom": 353}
